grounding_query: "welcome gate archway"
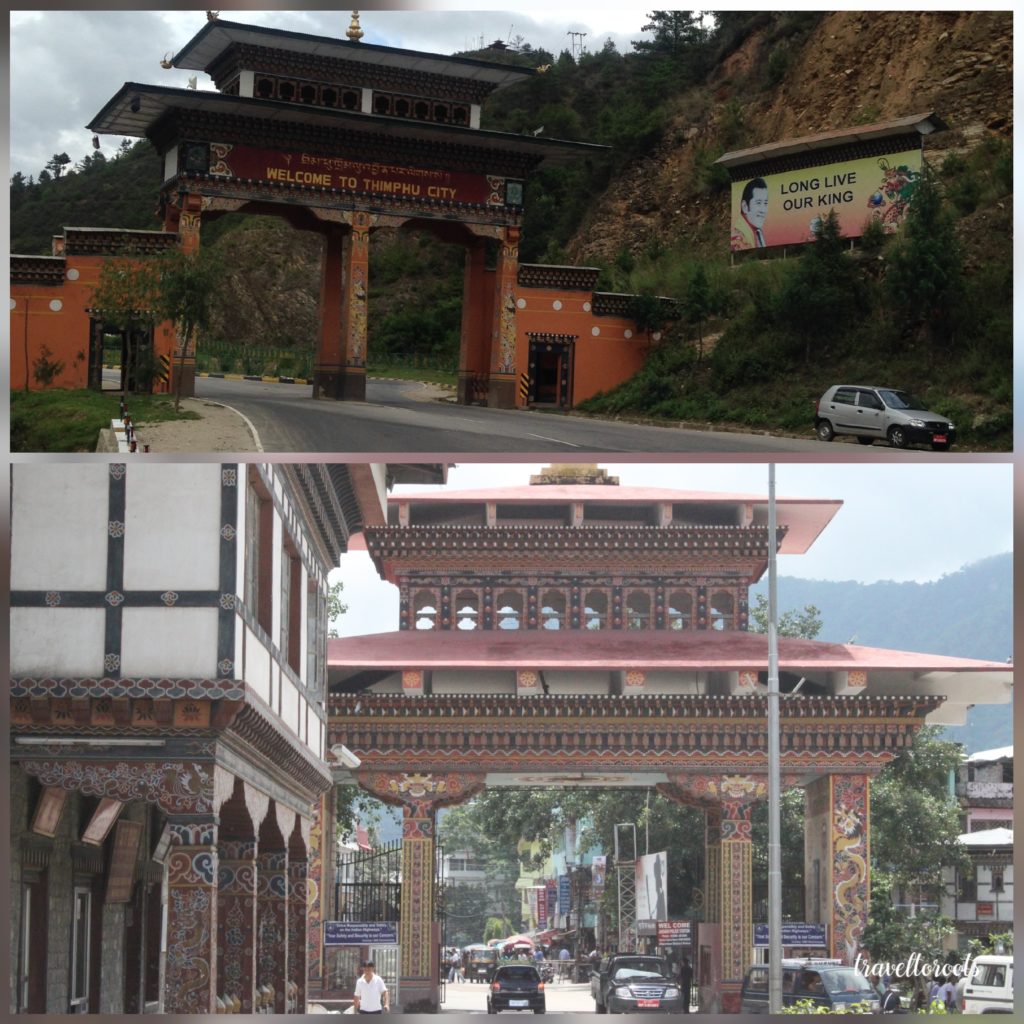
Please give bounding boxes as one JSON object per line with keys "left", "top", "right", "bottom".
{"left": 87, "top": 16, "right": 605, "bottom": 407}
{"left": 315, "top": 465, "right": 1011, "bottom": 1012}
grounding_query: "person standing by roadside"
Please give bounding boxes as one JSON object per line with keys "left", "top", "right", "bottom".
{"left": 354, "top": 961, "right": 389, "bottom": 1014}
{"left": 678, "top": 955, "right": 693, "bottom": 1013}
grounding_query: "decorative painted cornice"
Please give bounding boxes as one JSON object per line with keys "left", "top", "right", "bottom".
{"left": 10, "top": 255, "right": 66, "bottom": 284}
{"left": 517, "top": 264, "right": 601, "bottom": 291}
{"left": 328, "top": 693, "right": 942, "bottom": 774}
{"left": 62, "top": 228, "right": 179, "bottom": 257}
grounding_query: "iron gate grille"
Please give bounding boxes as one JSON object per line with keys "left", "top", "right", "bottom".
{"left": 333, "top": 839, "right": 402, "bottom": 922}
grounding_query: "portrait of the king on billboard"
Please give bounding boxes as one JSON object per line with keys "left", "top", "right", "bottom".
{"left": 730, "top": 149, "right": 923, "bottom": 250}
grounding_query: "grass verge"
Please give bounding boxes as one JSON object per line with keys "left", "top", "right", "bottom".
{"left": 11, "top": 390, "right": 200, "bottom": 452}
{"left": 366, "top": 363, "right": 457, "bottom": 387}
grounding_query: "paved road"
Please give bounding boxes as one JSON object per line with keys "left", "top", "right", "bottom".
{"left": 440, "top": 979, "right": 596, "bottom": 1014}
{"left": 195, "top": 376, "right": 916, "bottom": 455}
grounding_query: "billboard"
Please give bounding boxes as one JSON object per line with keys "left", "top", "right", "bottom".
{"left": 753, "top": 922, "right": 827, "bottom": 947}
{"left": 730, "top": 149, "right": 922, "bottom": 250}
{"left": 635, "top": 851, "right": 668, "bottom": 923}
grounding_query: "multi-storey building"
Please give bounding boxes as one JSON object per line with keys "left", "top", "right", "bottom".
{"left": 9, "top": 461, "right": 442, "bottom": 1015}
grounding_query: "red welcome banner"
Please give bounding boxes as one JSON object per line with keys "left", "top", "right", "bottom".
{"left": 206, "top": 142, "right": 504, "bottom": 205}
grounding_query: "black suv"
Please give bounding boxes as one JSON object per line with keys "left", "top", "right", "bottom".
{"left": 487, "top": 964, "right": 545, "bottom": 1014}
{"left": 740, "top": 958, "right": 880, "bottom": 1013}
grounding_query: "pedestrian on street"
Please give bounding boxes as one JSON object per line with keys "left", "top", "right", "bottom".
{"left": 354, "top": 961, "right": 389, "bottom": 1014}
{"left": 678, "top": 955, "right": 693, "bottom": 1013}
{"left": 449, "top": 949, "right": 464, "bottom": 983}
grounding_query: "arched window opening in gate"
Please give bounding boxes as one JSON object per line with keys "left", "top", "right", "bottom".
{"left": 414, "top": 591, "right": 438, "bottom": 630}
{"left": 710, "top": 592, "right": 734, "bottom": 631}
{"left": 668, "top": 592, "right": 693, "bottom": 631}
{"left": 541, "top": 590, "right": 566, "bottom": 630}
{"left": 456, "top": 591, "right": 479, "bottom": 631}
{"left": 585, "top": 591, "right": 608, "bottom": 630}
{"left": 496, "top": 591, "right": 522, "bottom": 630}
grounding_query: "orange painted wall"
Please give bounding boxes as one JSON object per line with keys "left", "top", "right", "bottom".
{"left": 514, "top": 285, "right": 652, "bottom": 406}
{"left": 10, "top": 254, "right": 176, "bottom": 392}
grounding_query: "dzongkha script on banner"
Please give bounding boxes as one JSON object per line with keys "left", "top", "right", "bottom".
{"left": 203, "top": 142, "right": 508, "bottom": 205}
{"left": 730, "top": 149, "right": 923, "bottom": 250}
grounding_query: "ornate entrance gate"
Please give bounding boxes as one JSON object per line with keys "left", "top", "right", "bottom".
{"left": 87, "top": 16, "right": 605, "bottom": 407}
{"left": 324, "top": 465, "right": 1012, "bottom": 1012}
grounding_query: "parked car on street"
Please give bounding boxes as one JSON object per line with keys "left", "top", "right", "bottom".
{"left": 962, "top": 954, "right": 1013, "bottom": 1014}
{"left": 740, "top": 957, "right": 880, "bottom": 1013}
{"left": 487, "top": 964, "right": 545, "bottom": 1014}
{"left": 814, "top": 384, "right": 956, "bottom": 450}
{"left": 591, "top": 954, "right": 683, "bottom": 1014}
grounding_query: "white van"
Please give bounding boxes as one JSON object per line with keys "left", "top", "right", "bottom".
{"left": 962, "top": 954, "right": 1013, "bottom": 1014}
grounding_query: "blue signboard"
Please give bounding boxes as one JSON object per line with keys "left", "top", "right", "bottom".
{"left": 324, "top": 921, "right": 399, "bottom": 946}
{"left": 558, "top": 875, "right": 571, "bottom": 915}
{"left": 753, "top": 923, "right": 827, "bottom": 948}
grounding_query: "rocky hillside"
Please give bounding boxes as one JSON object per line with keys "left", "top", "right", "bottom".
{"left": 568, "top": 10, "right": 1012, "bottom": 266}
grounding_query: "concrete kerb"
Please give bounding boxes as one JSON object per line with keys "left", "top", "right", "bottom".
{"left": 196, "top": 371, "right": 457, "bottom": 391}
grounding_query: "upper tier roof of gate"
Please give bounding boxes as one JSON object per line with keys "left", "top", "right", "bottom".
{"left": 384, "top": 486, "right": 842, "bottom": 554}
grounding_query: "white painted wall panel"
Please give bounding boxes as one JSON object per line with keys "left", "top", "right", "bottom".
{"left": 281, "top": 678, "right": 299, "bottom": 734}
{"left": 433, "top": 670, "right": 514, "bottom": 692}
{"left": 11, "top": 608, "right": 107, "bottom": 676}
{"left": 123, "top": 465, "right": 222, "bottom": 590}
{"left": 121, "top": 608, "right": 219, "bottom": 676}
{"left": 11, "top": 466, "right": 109, "bottom": 589}
{"left": 245, "top": 627, "right": 271, "bottom": 702}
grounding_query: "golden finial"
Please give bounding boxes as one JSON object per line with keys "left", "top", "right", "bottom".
{"left": 346, "top": 11, "right": 364, "bottom": 42}
{"left": 536, "top": 64, "right": 551, "bottom": 74}
{"left": 160, "top": 52, "right": 173, "bottom": 69}
{"left": 207, "top": 10, "right": 220, "bottom": 21}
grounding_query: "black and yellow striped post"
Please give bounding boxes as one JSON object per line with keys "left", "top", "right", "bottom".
{"left": 519, "top": 372, "right": 530, "bottom": 404}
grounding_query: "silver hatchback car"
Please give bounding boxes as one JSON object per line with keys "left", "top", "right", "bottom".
{"left": 814, "top": 385, "right": 956, "bottom": 450}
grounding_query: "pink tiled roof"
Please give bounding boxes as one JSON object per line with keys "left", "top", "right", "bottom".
{"left": 389, "top": 487, "right": 842, "bottom": 554}
{"left": 328, "top": 629, "right": 1009, "bottom": 673}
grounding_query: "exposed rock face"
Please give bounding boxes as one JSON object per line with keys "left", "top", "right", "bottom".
{"left": 567, "top": 11, "right": 1012, "bottom": 266}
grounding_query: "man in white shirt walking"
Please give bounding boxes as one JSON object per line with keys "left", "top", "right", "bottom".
{"left": 354, "top": 961, "right": 389, "bottom": 1014}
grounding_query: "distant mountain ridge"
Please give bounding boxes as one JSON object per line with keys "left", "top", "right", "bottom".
{"left": 750, "top": 552, "right": 1013, "bottom": 752}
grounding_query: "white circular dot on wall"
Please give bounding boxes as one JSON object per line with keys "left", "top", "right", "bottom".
{"left": 624, "top": 329, "right": 633, "bottom": 339}
{"left": 591, "top": 326, "right": 601, "bottom": 337}
{"left": 49, "top": 299, "right": 63, "bottom": 312}
{"left": 516, "top": 298, "right": 526, "bottom": 309}
{"left": 66, "top": 268, "right": 80, "bottom": 281}
{"left": 10, "top": 298, "right": 17, "bottom": 311}
{"left": 583, "top": 301, "right": 591, "bottom": 312}
{"left": 552, "top": 299, "right": 562, "bottom": 310}
{"left": 652, "top": 331, "right": 662, "bottom": 342}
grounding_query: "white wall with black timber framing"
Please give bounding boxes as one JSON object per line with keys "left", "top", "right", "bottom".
{"left": 10, "top": 462, "right": 332, "bottom": 761}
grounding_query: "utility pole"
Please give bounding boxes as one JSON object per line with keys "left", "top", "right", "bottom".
{"left": 566, "top": 30, "right": 587, "bottom": 60}
{"left": 767, "top": 464, "right": 783, "bottom": 1013}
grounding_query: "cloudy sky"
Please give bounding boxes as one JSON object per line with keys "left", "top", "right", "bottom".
{"left": 329, "top": 462, "right": 1013, "bottom": 637}
{"left": 9, "top": 6, "right": 656, "bottom": 179}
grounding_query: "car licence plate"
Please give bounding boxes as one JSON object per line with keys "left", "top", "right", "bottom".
{"left": 933, "top": 434, "right": 947, "bottom": 443}
{"left": 510, "top": 999, "right": 529, "bottom": 1007}
{"left": 637, "top": 999, "right": 660, "bottom": 1008}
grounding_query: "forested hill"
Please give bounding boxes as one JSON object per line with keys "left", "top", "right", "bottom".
{"left": 750, "top": 552, "right": 1013, "bottom": 751}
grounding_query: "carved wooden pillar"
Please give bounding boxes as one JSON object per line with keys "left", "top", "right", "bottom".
{"left": 338, "top": 213, "right": 370, "bottom": 400}
{"left": 288, "top": 858, "right": 308, "bottom": 1013}
{"left": 217, "top": 840, "right": 258, "bottom": 1012}
{"left": 704, "top": 807, "right": 721, "bottom": 924}
{"left": 356, "top": 771, "right": 485, "bottom": 1011}
{"left": 305, "top": 791, "right": 329, "bottom": 1004}
{"left": 805, "top": 774, "right": 870, "bottom": 964}
{"left": 166, "top": 192, "right": 203, "bottom": 398}
{"left": 165, "top": 818, "right": 219, "bottom": 1014}
{"left": 487, "top": 226, "right": 519, "bottom": 409}
{"left": 457, "top": 238, "right": 489, "bottom": 405}
{"left": 660, "top": 773, "right": 765, "bottom": 1015}
{"left": 256, "top": 807, "right": 291, "bottom": 1013}
{"left": 718, "top": 795, "right": 757, "bottom": 1013}
{"left": 314, "top": 224, "right": 346, "bottom": 399}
